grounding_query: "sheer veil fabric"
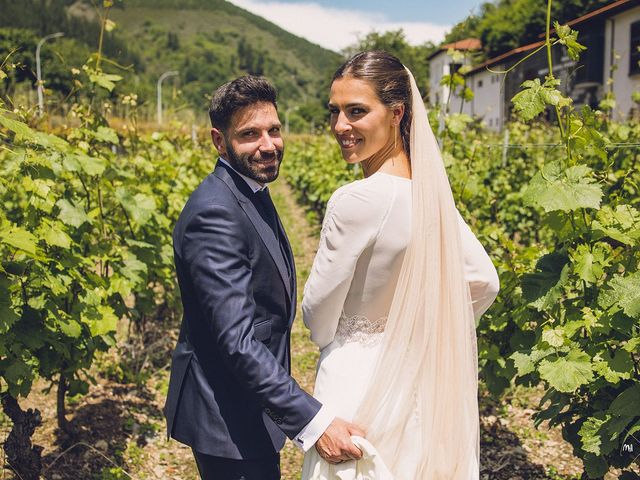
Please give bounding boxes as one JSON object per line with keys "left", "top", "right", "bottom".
{"left": 352, "top": 68, "right": 480, "bottom": 478}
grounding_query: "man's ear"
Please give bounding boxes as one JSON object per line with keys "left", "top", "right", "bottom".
{"left": 211, "top": 128, "right": 227, "bottom": 155}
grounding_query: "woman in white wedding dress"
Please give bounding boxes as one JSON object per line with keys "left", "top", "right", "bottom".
{"left": 301, "top": 51, "right": 500, "bottom": 479}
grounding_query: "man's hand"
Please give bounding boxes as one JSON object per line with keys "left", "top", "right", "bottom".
{"left": 314, "top": 417, "right": 366, "bottom": 464}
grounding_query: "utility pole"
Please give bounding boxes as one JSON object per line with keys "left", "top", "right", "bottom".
{"left": 157, "top": 70, "right": 179, "bottom": 125}
{"left": 36, "top": 32, "right": 64, "bottom": 117}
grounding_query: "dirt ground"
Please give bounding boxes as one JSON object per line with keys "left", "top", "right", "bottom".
{"left": 2, "top": 179, "right": 637, "bottom": 480}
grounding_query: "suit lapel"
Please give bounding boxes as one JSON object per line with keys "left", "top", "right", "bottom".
{"left": 214, "top": 161, "right": 292, "bottom": 299}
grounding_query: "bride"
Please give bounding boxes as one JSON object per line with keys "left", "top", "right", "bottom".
{"left": 301, "top": 51, "right": 500, "bottom": 479}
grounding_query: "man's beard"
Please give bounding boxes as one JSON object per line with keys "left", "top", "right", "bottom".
{"left": 225, "top": 141, "right": 284, "bottom": 184}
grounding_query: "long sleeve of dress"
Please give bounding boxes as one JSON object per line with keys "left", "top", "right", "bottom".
{"left": 457, "top": 210, "right": 500, "bottom": 321}
{"left": 302, "top": 185, "right": 386, "bottom": 350}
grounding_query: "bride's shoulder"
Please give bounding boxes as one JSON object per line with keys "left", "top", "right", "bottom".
{"left": 324, "top": 175, "right": 393, "bottom": 224}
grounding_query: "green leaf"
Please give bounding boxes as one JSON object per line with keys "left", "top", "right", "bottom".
{"left": 4, "top": 358, "right": 32, "bottom": 385}
{"left": 523, "top": 161, "right": 603, "bottom": 213}
{"left": 610, "top": 385, "right": 640, "bottom": 417}
{"left": 89, "top": 305, "right": 118, "bottom": 336}
{"left": 88, "top": 72, "right": 123, "bottom": 92}
{"left": 511, "top": 347, "right": 554, "bottom": 377}
{"left": 579, "top": 415, "right": 609, "bottom": 455}
{"left": 0, "top": 112, "right": 36, "bottom": 141}
{"left": 94, "top": 126, "right": 119, "bottom": 144}
{"left": 116, "top": 187, "right": 156, "bottom": 226}
{"left": 593, "top": 350, "right": 632, "bottom": 383}
{"left": 39, "top": 221, "right": 72, "bottom": 249}
{"left": 583, "top": 454, "right": 609, "bottom": 478}
{"left": 0, "top": 227, "right": 39, "bottom": 255}
{"left": 118, "top": 251, "right": 147, "bottom": 287}
{"left": 446, "top": 114, "right": 474, "bottom": 135}
{"left": 56, "top": 198, "right": 90, "bottom": 228}
{"left": 570, "top": 243, "right": 612, "bottom": 286}
{"left": 58, "top": 317, "right": 82, "bottom": 338}
{"left": 75, "top": 153, "right": 107, "bottom": 176}
{"left": 598, "top": 272, "right": 640, "bottom": 318}
{"left": 555, "top": 22, "right": 587, "bottom": 61}
{"left": 538, "top": 349, "right": 594, "bottom": 393}
{"left": 511, "top": 78, "right": 572, "bottom": 121}
{"left": 623, "top": 336, "right": 640, "bottom": 353}
{"left": 592, "top": 205, "right": 640, "bottom": 246}
{"left": 521, "top": 252, "right": 569, "bottom": 309}
{"left": 542, "top": 328, "right": 565, "bottom": 348}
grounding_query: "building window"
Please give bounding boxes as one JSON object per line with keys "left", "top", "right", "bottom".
{"left": 449, "top": 63, "right": 462, "bottom": 75}
{"left": 631, "top": 21, "right": 640, "bottom": 75}
{"left": 478, "top": 79, "right": 483, "bottom": 88}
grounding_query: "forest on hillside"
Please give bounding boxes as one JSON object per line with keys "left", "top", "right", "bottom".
{"left": 0, "top": 0, "right": 342, "bottom": 128}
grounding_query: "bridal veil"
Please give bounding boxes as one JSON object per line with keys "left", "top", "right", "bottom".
{"left": 353, "top": 66, "right": 480, "bottom": 479}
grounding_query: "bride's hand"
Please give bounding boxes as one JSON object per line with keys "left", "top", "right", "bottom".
{"left": 315, "top": 417, "right": 366, "bottom": 464}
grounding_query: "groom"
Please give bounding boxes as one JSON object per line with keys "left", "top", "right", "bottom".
{"left": 164, "top": 75, "right": 364, "bottom": 479}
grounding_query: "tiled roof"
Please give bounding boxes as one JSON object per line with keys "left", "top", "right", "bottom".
{"left": 428, "top": 38, "right": 482, "bottom": 60}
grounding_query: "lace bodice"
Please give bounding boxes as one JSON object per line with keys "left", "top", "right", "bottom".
{"left": 334, "top": 311, "right": 387, "bottom": 347}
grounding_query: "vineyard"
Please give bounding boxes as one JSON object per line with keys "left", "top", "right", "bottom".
{"left": 1, "top": 0, "right": 640, "bottom": 479}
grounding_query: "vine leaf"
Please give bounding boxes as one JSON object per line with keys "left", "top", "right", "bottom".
{"left": 570, "top": 243, "right": 612, "bottom": 286}
{"left": 521, "top": 251, "right": 569, "bottom": 310}
{"left": 609, "top": 384, "right": 640, "bottom": 417}
{"left": 538, "top": 349, "right": 594, "bottom": 393}
{"left": 116, "top": 187, "right": 156, "bottom": 226}
{"left": 555, "top": 22, "right": 587, "bottom": 61}
{"left": 579, "top": 415, "right": 609, "bottom": 455}
{"left": 511, "top": 78, "right": 572, "bottom": 121}
{"left": 592, "top": 205, "right": 640, "bottom": 246}
{"left": 0, "top": 226, "right": 39, "bottom": 256}
{"left": 56, "top": 198, "right": 91, "bottom": 228}
{"left": 0, "top": 112, "right": 35, "bottom": 141}
{"left": 598, "top": 272, "right": 640, "bottom": 318}
{"left": 88, "top": 71, "right": 123, "bottom": 92}
{"left": 522, "top": 161, "right": 603, "bottom": 212}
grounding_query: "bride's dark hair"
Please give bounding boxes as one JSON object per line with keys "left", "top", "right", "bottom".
{"left": 332, "top": 50, "right": 412, "bottom": 157}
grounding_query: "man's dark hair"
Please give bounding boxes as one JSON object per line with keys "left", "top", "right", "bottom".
{"left": 208, "top": 75, "right": 278, "bottom": 131}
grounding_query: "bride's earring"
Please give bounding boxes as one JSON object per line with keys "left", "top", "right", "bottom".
{"left": 393, "top": 124, "right": 398, "bottom": 151}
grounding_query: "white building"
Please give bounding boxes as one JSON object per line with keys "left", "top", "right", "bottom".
{"left": 427, "top": 38, "right": 481, "bottom": 115}
{"left": 603, "top": 2, "right": 640, "bottom": 120}
{"left": 428, "top": 0, "right": 640, "bottom": 130}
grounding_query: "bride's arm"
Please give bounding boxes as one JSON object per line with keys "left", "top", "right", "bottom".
{"left": 457, "top": 210, "right": 500, "bottom": 320}
{"left": 303, "top": 186, "right": 380, "bottom": 350}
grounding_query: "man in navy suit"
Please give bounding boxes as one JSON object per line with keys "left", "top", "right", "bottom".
{"left": 164, "top": 76, "right": 364, "bottom": 479}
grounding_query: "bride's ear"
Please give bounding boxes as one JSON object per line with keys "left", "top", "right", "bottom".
{"left": 391, "top": 104, "right": 405, "bottom": 126}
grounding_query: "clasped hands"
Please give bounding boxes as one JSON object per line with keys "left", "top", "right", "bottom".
{"left": 315, "top": 417, "right": 366, "bottom": 464}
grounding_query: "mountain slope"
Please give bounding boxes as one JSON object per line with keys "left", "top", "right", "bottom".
{"left": 0, "top": 0, "right": 342, "bottom": 125}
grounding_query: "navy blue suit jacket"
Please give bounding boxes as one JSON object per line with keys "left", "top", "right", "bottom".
{"left": 164, "top": 160, "right": 321, "bottom": 459}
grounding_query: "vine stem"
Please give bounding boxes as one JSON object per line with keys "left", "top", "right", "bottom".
{"left": 545, "top": 0, "right": 567, "bottom": 143}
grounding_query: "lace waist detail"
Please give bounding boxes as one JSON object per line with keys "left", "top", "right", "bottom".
{"left": 334, "top": 311, "right": 387, "bottom": 347}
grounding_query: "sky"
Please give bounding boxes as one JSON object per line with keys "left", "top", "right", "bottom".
{"left": 227, "top": 0, "right": 486, "bottom": 52}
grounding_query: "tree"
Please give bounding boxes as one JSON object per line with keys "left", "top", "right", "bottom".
{"left": 342, "top": 30, "right": 436, "bottom": 99}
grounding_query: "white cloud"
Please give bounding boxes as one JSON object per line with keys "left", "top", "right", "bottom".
{"left": 228, "top": 0, "right": 450, "bottom": 52}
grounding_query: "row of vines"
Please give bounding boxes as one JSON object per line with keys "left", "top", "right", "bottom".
{"left": 284, "top": 6, "right": 640, "bottom": 479}
{"left": 0, "top": 9, "right": 215, "bottom": 472}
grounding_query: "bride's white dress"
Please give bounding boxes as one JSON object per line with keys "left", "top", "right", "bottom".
{"left": 300, "top": 172, "right": 500, "bottom": 479}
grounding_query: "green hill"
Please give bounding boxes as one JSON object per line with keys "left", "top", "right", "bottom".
{"left": 0, "top": 0, "right": 343, "bottom": 127}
